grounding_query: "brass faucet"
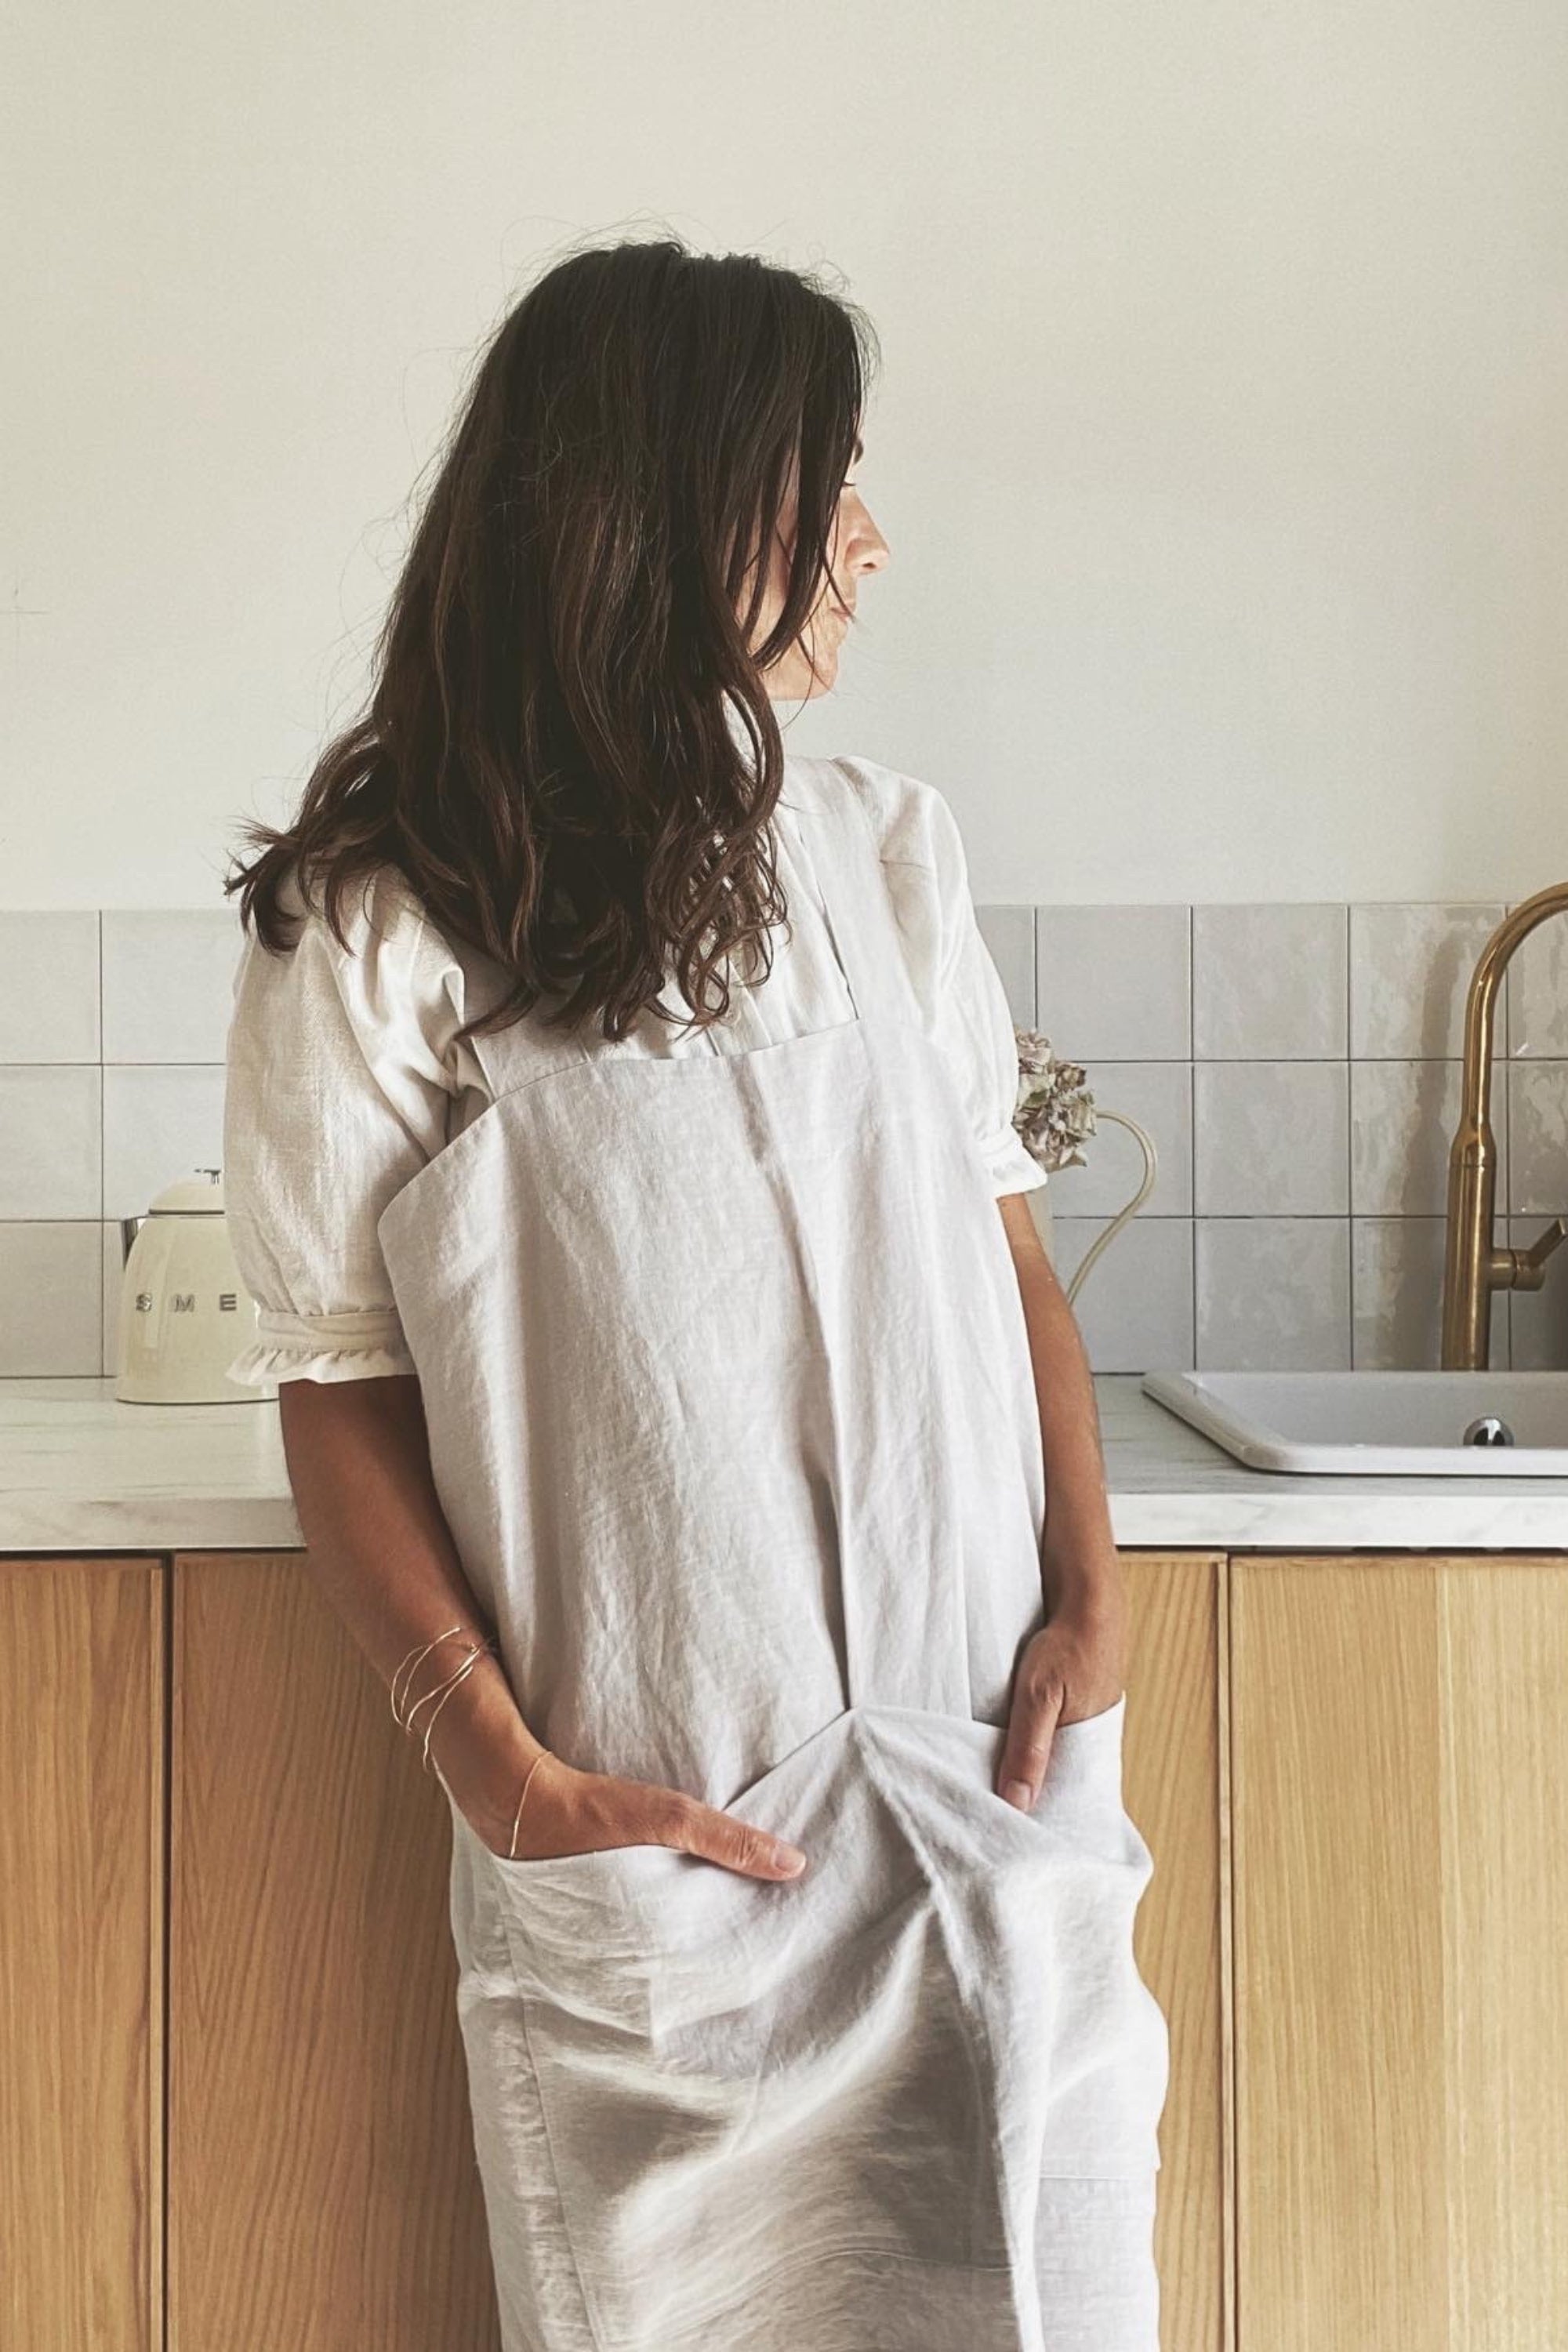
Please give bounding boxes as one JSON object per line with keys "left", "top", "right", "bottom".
{"left": 1441, "top": 880, "right": 1568, "bottom": 1368}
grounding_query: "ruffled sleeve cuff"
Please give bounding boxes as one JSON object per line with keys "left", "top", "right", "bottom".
{"left": 225, "top": 1305, "right": 418, "bottom": 1388}
{"left": 978, "top": 1123, "right": 1051, "bottom": 1200}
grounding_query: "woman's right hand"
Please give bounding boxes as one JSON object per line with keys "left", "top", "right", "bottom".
{"left": 471, "top": 1749, "right": 808, "bottom": 1882}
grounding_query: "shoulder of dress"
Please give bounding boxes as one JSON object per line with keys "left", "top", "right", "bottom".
{"left": 268, "top": 858, "right": 468, "bottom": 1088}
{"left": 808, "top": 753, "right": 957, "bottom": 877}
{"left": 279, "top": 858, "right": 474, "bottom": 991}
{"left": 274, "top": 855, "right": 419, "bottom": 950}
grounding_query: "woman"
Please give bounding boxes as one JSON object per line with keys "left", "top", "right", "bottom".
{"left": 222, "top": 237, "right": 1169, "bottom": 2352}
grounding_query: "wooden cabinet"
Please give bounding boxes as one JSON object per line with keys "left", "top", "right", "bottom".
{"left": 167, "top": 1552, "right": 499, "bottom": 2351}
{"left": 1120, "top": 1548, "right": 1229, "bottom": 2352}
{"left": 1231, "top": 1552, "right": 1568, "bottom": 2351}
{"left": 1, "top": 1559, "right": 165, "bottom": 2352}
{"left": 5, "top": 1543, "right": 1567, "bottom": 2350}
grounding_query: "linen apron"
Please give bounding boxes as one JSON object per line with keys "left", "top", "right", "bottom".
{"left": 375, "top": 757, "right": 1170, "bottom": 2352}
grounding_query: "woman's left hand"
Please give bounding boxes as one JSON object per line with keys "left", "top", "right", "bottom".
{"left": 996, "top": 1611, "right": 1126, "bottom": 1812}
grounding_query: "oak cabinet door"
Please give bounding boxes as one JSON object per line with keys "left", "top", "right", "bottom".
{"left": 1232, "top": 1552, "right": 1568, "bottom": 2352}
{"left": 167, "top": 1552, "right": 500, "bottom": 2352}
{"left": 1119, "top": 1548, "right": 1228, "bottom": 2352}
{"left": 0, "top": 1559, "right": 163, "bottom": 2352}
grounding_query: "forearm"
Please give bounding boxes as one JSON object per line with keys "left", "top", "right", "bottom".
{"left": 276, "top": 1373, "right": 541, "bottom": 1843}
{"left": 996, "top": 1193, "right": 1127, "bottom": 1627}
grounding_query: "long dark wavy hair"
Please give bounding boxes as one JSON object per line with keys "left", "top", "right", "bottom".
{"left": 224, "top": 236, "right": 879, "bottom": 1044}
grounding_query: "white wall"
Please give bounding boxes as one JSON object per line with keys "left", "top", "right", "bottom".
{"left": 4, "top": 0, "right": 1565, "bottom": 909}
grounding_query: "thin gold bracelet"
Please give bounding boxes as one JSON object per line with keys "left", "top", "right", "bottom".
{"left": 509, "top": 1748, "right": 552, "bottom": 1860}
{"left": 406, "top": 1642, "right": 495, "bottom": 1774}
{"left": 390, "top": 1624, "right": 473, "bottom": 1727}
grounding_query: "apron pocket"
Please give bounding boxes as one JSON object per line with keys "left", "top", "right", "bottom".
{"left": 473, "top": 1710, "right": 869, "bottom": 2017}
{"left": 853, "top": 1698, "right": 1169, "bottom": 2183}
{"left": 487, "top": 1708, "right": 1027, "bottom": 2324}
{"left": 860, "top": 1693, "right": 1133, "bottom": 1849}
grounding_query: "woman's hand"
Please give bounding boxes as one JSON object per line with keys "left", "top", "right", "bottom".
{"left": 416, "top": 1653, "right": 808, "bottom": 1882}
{"left": 996, "top": 1606, "right": 1127, "bottom": 1813}
{"left": 469, "top": 1749, "right": 809, "bottom": 1882}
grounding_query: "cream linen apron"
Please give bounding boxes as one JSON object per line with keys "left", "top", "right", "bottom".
{"left": 375, "top": 757, "right": 1170, "bottom": 2352}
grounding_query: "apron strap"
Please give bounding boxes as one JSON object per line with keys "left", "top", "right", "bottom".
{"left": 788, "top": 757, "right": 920, "bottom": 1030}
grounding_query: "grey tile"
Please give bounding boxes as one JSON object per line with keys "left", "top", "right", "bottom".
{"left": 1193, "top": 1061, "right": 1349, "bottom": 1216}
{"left": 1507, "top": 1062, "right": 1568, "bottom": 1218}
{"left": 0, "top": 1066, "right": 101, "bottom": 1218}
{"left": 1036, "top": 906, "right": 1190, "bottom": 1061}
{"left": 1043, "top": 1062, "right": 1191, "bottom": 1217}
{"left": 1508, "top": 1215, "right": 1568, "bottom": 1369}
{"left": 1352, "top": 1215, "right": 1509, "bottom": 1370}
{"left": 1050, "top": 1215, "right": 1193, "bottom": 1373}
{"left": 975, "top": 905, "right": 1036, "bottom": 1028}
{"left": 1192, "top": 904, "right": 1347, "bottom": 1058}
{"left": 101, "top": 1220, "right": 123, "bottom": 1376}
{"left": 1196, "top": 1218, "right": 1351, "bottom": 1370}
{"left": 1349, "top": 903, "right": 1508, "bottom": 1058}
{"left": 1507, "top": 906, "right": 1568, "bottom": 1059}
{"left": 0, "top": 913, "right": 100, "bottom": 1063}
{"left": 102, "top": 1065, "right": 227, "bottom": 1220}
{"left": 101, "top": 907, "right": 246, "bottom": 1063}
{"left": 1352, "top": 1059, "right": 1508, "bottom": 1218}
{"left": 0, "top": 1221, "right": 103, "bottom": 1375}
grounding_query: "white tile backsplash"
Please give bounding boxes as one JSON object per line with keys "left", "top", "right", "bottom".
{"left": 1042, "top": 1062, "right": 1192, "bottom": 1218}
{"left": 1051, "top": 1215, "right": 1195, "bottom": 1373}
{"left": 1507, "top": 919, "right": 1568, "bottom": 1059}
{"left": 1350, "top": 1058, "right": 1509, "bottom": 1218}
{"left": 1350, "top": 1215, "right": 1510, "bottom": 1371}
{"left": 1507, "top": 1215, "right": 1568, "bottom": 1370}
{"left": 0, "top": 1219, "right": 103, "bottom": 1375}
{"left": 1349, "top": 903, "right": 1508, "bottom": 1058}
{"left": 0, "top": 913, "right": 100, "bottom": 1062}
{"left": 4, "top": 889, "right": 1567, "bottom": 1377}
{"left": 1196, "top": 1218, "right": 1352, "bottom": 1371}
{"left": 1506, "top": 1062, "right": 1568, "bottom": 1218}
{"left": 101, "top": 908, "right": 245, "bottom": 1063}
{"left": 1192, "top": 903, "right": 1347, "bottom": 1058}
{"left": 102, "top": 1065, "right": 228, "bottom": 1221}
{"left": 0, "top": 1066, "right": 102, "bottom": 1218}
{"left": 1035, "top": 906, "right": 1191, "bottom": 1061}
{"left": 1193, "top": 1061, "right": 1349, "bottom": 1217}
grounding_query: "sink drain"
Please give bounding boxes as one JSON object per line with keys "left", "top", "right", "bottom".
{"left": 1462, "top": 1414, "right": 1515, "bottom": 1447}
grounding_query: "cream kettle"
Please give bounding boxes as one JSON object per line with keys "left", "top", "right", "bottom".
{"left": 117, "top": 1167, "right": 269, "bottom": 1405}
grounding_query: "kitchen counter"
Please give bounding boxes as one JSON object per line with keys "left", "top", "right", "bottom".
{"left": 3, "top": 1374, "right": 1567, "bottom": 1553}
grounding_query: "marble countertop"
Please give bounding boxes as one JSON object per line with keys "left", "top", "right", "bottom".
{"left": 2, "top": 1374, "right": 1566, "bottom": 1555}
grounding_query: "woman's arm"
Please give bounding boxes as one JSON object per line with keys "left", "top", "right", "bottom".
{"left": 996, "top": 1190, "right": 1127, "bottom": 1626}
{"left": 277, "top": 1374, "right": 543, "bottom": 1856}
{"left": 274, "top": 1376, "right": 808, "bottom": 1879}
{"left": 990, "top": 1191, "right": 1129, "bottom": 1807}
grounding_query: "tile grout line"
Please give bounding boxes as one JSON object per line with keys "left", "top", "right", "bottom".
{"left": 99, "top": 910, "right": 107, "bottom": 1377}
{"left": 1345, "top": 903, "right": 1355, "bottom": 1368}
{"left": 1188, "top": 904, "right": 1198, "bottom": 1370}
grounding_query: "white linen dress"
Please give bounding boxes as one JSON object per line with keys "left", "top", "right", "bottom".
{"left": 222, "top": 750, "right": 1170, "bottom": 2352}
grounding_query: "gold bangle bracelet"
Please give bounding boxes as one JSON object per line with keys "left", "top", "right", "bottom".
{"left": 411, "top": 1643, "right": 494, "bottom": 1774}
{"left": 390, "top": 1624, "right": 470, "bottom": 1726}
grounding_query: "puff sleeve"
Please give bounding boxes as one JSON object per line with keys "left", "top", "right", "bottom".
{"left": 221, "top": 866, "right": 461, "bottom": 1386}
{"left": 833, "top": 754, "right": 1048, "bottom": 1200}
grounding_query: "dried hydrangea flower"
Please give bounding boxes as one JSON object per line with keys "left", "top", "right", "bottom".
{"left": 1011, "top": 1025, "right": 1096, "bottom": 1174}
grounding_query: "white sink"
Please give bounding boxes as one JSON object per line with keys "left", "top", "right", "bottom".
{"left": 1141, "top": 1369, "right": 1568, "bottom": 1476}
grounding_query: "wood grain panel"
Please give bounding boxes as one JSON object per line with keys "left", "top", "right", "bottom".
{"left": 1232, "top": 1552, "right": 1568, "bottom": 2351}
{"left": 168, "top": 1552, "right": 500, "bottom": 2352}
{"left": 1119, "top": 1548, "right": 1229, "bottom": 2352}
{"left": 0, "top": 1558, "right": 163, "bottom": 2352}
